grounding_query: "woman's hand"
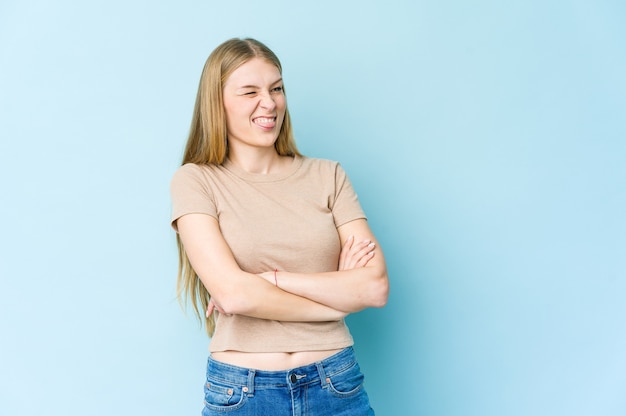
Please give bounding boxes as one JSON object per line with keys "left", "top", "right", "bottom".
{"left": 338, "top": 235, "right": 376, "bottom": 270}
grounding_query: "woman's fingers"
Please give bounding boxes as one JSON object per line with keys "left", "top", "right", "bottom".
{"left": 339, "top": 236, "right": 375, "bottom": 270}
{"left": 338, "top": 235, "right": 355, "bottom": 270}
{"left": 206, "top": 297, "right": 231, "bottom": 317}
{"left": 355, "top": 247, "right": 375, "bottom": 267}
{"left": 206, "top": 298, "right": 215, "bottom": 318}
{"left": 352, "top": 241, "right": 375, "bottom": 268}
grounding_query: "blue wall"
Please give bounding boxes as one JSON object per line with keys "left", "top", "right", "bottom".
{"left": 1, "top": 1, "right": 624, "bottom": 415}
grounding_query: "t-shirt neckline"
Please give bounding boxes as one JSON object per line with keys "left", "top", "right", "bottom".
{"left": 222, "top": 154, "right": 304, "bottom": 183}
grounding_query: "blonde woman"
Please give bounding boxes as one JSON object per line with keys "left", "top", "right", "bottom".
{"left": 170, "top": 38, "right": 389, "bottom": 416}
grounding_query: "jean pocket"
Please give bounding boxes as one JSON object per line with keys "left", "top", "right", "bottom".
{"left": 326, "top": 362, "right": 365, "bottom": 398}
{"left": 203, "top": 379, "right": 247, "bottom": 412}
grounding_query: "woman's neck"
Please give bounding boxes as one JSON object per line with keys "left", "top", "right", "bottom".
{"left": 228, "top": 147, "right": 288, "bottom": 175}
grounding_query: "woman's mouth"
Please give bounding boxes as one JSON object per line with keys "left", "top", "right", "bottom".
{"left": 253, "top": 117, "right": 277, "bottom": 129}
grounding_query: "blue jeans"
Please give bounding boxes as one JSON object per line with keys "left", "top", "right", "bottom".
{"left": 201, "top": 347, "right": 375, "bottom": 415}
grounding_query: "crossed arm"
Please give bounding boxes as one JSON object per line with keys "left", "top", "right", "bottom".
{"left": 176, "top": 213, "right": 389, "bottom": 322}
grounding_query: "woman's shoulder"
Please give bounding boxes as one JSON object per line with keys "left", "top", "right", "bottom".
{"left": 173, "top": 162, "right": 226, "bottom": 177}
{"left": 298, "top": 157, "right": 354, "bottom": 184}
{"left": 299, "top": 156, "right": 343, "bottom": 173}
{"left": 170, "top": 162, "right": 226, "bottom": 190}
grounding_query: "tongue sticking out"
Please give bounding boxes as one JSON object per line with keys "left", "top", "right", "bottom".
{"left": 254, "top": 117, "right": 276, "bottom": 128}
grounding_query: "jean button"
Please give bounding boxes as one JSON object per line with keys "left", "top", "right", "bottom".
{"left": 289, "top": 373, "right": 297, "bottom": 383}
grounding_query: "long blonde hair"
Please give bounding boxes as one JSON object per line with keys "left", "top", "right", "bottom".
{"left": 177, "top": 38, "right": 300, "bottom": 335}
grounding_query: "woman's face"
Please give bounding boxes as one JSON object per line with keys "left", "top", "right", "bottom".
{"left": 222, "top": 58, "right": 286, "bottom": 153}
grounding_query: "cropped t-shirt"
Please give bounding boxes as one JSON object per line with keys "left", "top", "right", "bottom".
{"left": 170, "top": 155, "right": 366, "bottom": 352}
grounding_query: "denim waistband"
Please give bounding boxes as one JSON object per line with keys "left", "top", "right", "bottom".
{"left": 206, "top": 347, "right": 357, "bottom": 393}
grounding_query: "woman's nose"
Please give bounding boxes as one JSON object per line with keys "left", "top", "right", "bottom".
{"left": 259, "top": 91, "right": 276, "bottom": 109}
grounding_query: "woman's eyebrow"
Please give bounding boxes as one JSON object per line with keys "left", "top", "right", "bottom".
{"left": 237, "top": 78, "right": 283, "bottom": 89}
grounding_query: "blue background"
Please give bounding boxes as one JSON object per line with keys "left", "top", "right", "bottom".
{"left": 1, "top": 1, "right": 624, "bottom": 415}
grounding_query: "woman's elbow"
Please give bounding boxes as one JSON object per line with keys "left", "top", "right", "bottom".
{"left": 218, "top": 302, "right": 238, "bottom": 316}
{"left": 367, "top": 272, "right": 389, "bottom": 308}
{"left": 206, "top": 273, "right": 264, "bottom": 315}
{"left": 224, "top": 293, "right": 270, "bottom": 316}
{"left": 212, "top": 289, "right": 255, "bottom": 316}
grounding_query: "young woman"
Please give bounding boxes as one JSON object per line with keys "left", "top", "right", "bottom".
{"left": 170, "top": 37, "right": 389, "bottom": 416}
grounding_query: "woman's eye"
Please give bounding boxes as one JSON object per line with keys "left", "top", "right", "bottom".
{"left": 272, "top": 86, "right": 283, "bottom": 93}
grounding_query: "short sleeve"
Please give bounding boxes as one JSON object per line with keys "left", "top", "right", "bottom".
{"left": 169, "top": 163, "right": 218, "bottom": 231}
{"left": 331, "top": 163, "right": 367, "bottom": 227}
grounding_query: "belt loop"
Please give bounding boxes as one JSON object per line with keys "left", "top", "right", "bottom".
{"left": 246, "top": 369, "right": 256, "bottom": 395}
{"left": 315, "top": 362, "right": 329, "bottom": 389}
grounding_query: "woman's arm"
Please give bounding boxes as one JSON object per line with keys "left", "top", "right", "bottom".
{"left": 176, "top": 213, "right": 347, "bottom": 322}
{"left": 261, "top": 218, "right": 389, "bottom": 313}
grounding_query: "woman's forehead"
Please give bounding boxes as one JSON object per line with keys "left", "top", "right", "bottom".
{"left": 224, "top": 58, "right": 281, "bottom": 87}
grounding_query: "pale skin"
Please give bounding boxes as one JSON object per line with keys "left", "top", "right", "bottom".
{"left": 176, "top": 58, "right": 389, "bottom": 370}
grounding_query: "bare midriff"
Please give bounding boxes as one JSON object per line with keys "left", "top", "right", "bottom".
{"left": 211, "top": 348, "right": 343, "bottom": 371}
